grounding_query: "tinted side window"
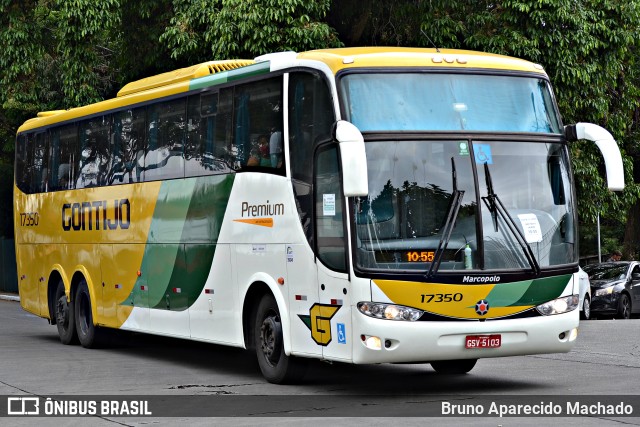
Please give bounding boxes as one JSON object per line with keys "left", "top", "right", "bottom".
{"left": 15, "top": 134, "right": 29, "bottom": 194}
{"left": 217, "top": 88, "right": 234, "bottom": 168}
{"left": 77, "top": 116, "right": 110, "bottom": 188}
{"left": 315, "top": 145, "right": 346, "bottom": 272}
{"left": 111, "top": 108, "right": 145, "bottom": 185}
{"left": 185, "top": 92, "right": 233, "bottom": 176}
{"left": 31, "top": 132, "right": 49, "bottom": 193}
{"left": 49, "top": 124, "right": 77, "bottom": 191}
{"left": 233, "top": 77, "right": 283, "bottom": 170}
{"left": 289, "top": 72, "right": 335, "bottom": 245}
{"left": 145, "top": 98, "right": 185, "bottom": 181}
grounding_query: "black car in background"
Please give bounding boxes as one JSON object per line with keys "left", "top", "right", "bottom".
{"left": 582, "top": 262, "right": 640, "bottom": 319}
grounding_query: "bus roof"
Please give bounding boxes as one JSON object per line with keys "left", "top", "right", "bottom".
{"left": 116, "top": 60, "right": 255, "bottom": 97}
{"left": 18, "top": 47, "right": 546, "bottom": 133}
{"left": 295, "top": 47, "right": 547, "bottom": 75}
{"left": 18, "top": 59, "right": 256, "bottom": 133}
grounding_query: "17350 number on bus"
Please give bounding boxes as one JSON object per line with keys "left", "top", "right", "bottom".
{"left": 420, "top": 293, "right": 463, "bottom": 303}
{"left": 19, "top": 212, "right": 39, "bottom": 227}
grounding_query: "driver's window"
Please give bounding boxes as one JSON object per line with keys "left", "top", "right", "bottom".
{"left": 315, "top": 145, "right": 346, "bottom": 272}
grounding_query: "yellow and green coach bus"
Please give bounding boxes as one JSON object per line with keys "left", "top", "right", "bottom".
{"left": 14, "top": 47, "right": 624, "bottom": 383}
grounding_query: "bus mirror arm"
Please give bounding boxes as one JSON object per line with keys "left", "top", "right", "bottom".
{"left": 333, "top": 120, "right": 369, "bottom": 197}
{"left": 564, "top": 123, "right": 625, "bottom": 191}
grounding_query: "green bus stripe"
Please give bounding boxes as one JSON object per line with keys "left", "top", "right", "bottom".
{"left": 476, "top": 274, "right": 572, "bottom": 309}
{"left": 122, "top": 175, "right": 234, "bottom": 310}
{"left": 483, "top": 280, "right": 531, "bottom": 307}
{"left": 146, "top": 179, "right": 197, "bottom": 307}
{"left": 150, "top": 174, "right": 234, "bottom": 310}
{"left": 510, "top": 274, "right": 572, "bottom": 306}
{"left": 189, "top": 61, "right": 271, "bottom": 91}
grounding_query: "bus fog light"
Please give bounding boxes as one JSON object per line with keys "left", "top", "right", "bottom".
{"left": 536, "top": 295, "right": 579, "bottom": 316}
{"left": 358, "top": 302, "right": 423, "bottom": 321}
{"left": 362, "top": 335, "right": 382, "bottom": 350}
{"left": 569, "top": 328, "right": 578, "bottom": 341}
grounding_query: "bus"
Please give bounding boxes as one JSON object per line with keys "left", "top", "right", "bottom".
{"left": 14, "top": 47, "right": 624, "bottom": 383}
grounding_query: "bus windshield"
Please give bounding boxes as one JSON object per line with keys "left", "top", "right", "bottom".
{"left": 339, "top": 73, "right": 561, "bottom": 133}
{"left": 353, "top": 139, "right": 576, "bottom": 272}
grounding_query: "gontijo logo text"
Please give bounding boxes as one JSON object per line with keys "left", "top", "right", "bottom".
{"left": 234, "top": 200, "right": 285, "bottom": 228}
{"left": 62, "top": 199, "right": 131, "bottom": 231}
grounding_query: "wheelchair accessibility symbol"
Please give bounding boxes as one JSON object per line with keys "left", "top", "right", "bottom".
{"left": 337, "top": 323, "right": 346, "bottom": 344}
{"left": 473, "top": 144, "right": 493, "bottom": 164}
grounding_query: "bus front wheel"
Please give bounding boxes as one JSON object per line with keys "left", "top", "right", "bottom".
{"left": 431, "top": 359, "right": 477, "bottom": 374}
{"left": 54, "top": 281, "right": 77, "bottom": 345}
{"left": 254, "top": 294, "right": 307, "bottom": 384}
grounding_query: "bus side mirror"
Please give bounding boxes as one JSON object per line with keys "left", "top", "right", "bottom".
{"left": 334, "top": 120, "right": 368, "bottom": 197}
{"left": 565, "top": 123, "right": 624, "bottom": 191}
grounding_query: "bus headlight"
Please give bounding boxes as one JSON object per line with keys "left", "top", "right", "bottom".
{"left": 358, "top": 302, "right": 423, "bottom": 321}
{"left": 536, "top": 294, "right": 579, "bottom": 316}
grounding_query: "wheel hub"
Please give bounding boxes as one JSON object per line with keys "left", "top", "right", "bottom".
{"left": 260, "top": 315, "right": 282, "bottom": 364}
{"left": 56, "top": 297, "right": 68, "bottom": 326}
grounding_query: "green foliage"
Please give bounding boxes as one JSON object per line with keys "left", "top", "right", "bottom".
{"left": 161, "top": 0, "right": 342, "bottom": 61}
{"left": 0, "top": 163, "right": 13, "bottom": 238}
{"left": 38, "top": 0, "right": 122, "bottom": 106}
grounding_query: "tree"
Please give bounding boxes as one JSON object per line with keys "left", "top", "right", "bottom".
{"left": 327, "top": 0, "right": 640, "bottom": 259}
{"left": 161, "top": 0, "right": 342, "bottom": 62}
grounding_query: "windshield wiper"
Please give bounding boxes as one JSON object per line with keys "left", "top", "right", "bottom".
{"left": 481, "top": 162, "right": 541, "bottom": 276}
{"left": 427, "top": 157, "right": 464, "bottom": 278}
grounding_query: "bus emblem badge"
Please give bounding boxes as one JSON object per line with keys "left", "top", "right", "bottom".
{"left": 475, "top": 299, "right": 490, "bottom": 316}
{"left": 298, "top": 304, "right": 341, "bottom": 346}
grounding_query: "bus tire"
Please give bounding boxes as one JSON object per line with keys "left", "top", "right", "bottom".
{"left": 254, "top": 293, "right": 307, "bottom": 384}
{"left": 431, "top": 359, "right": 477, "bottom": 374}
{"left": 74, "top": 280, "right": 104, "bottom": 348}
{"left": 54, "top": 280, "right": 77, "bottom": 345}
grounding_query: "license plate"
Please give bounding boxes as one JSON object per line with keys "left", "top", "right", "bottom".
{"left": 465, "top": 334, "right": 501, "bottom": 349}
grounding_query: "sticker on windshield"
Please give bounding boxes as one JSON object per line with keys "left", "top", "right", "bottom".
{"left": 458, "top": 141, "right": 470, "bottom": 156}
{"left": 517, "top": 213, "right": 543, "bottom": 243}
{"left": 473, "top": 144, "right": 493, "bottom": 164}
{"left": 323, "top": 194, "right": 336, "bottom": 216}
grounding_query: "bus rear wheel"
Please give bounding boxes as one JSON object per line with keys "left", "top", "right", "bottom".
{"left": 254, "top": 294, "right": 307, "bottom": 384}
{"left": 75, "top": 280, "right": 105, "bottom": 348}
{"left": 54, "top": 281, "right": 77, "bottom": 345}
{"left": 431, "top": 359, "right": 477, "bottom": 374}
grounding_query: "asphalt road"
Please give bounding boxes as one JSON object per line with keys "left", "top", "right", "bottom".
{"left": 1, "top": 298, "right": 639, "bottom": 426}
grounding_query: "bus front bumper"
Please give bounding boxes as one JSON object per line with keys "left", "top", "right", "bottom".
{"left": 350, "top": 309, "right": 579, "bottom": 364}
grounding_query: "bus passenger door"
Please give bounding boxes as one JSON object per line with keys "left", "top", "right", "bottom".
{"left": 315, "top": 145, "right": 352, "bottom": 362}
